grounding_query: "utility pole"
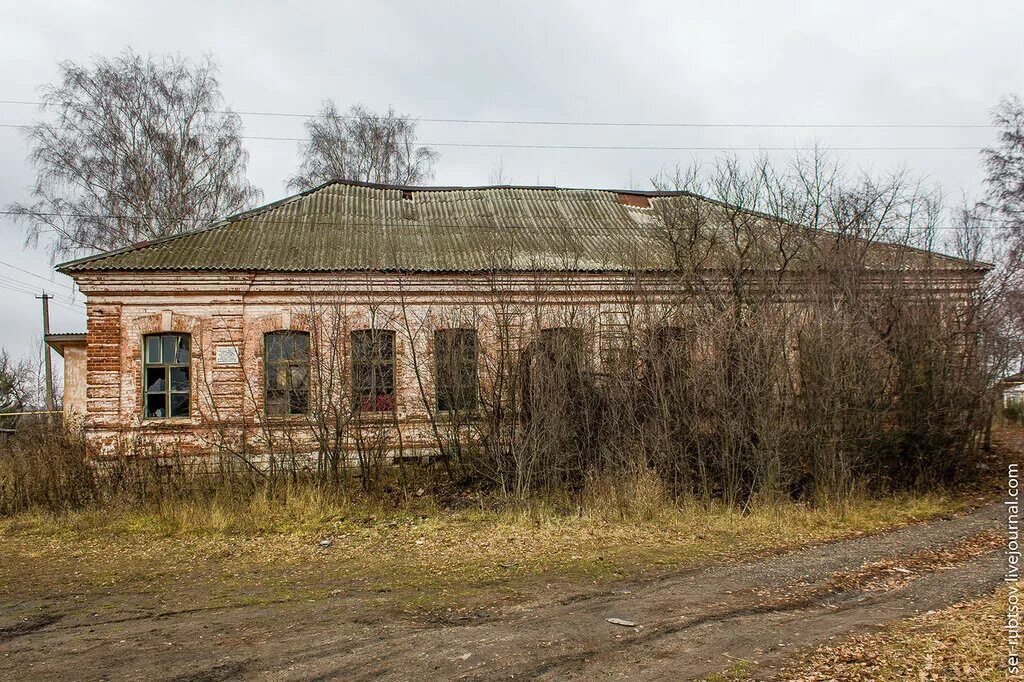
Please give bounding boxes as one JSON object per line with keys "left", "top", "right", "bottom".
{"left": 36, "top": 291, "right": 54, "bottom": 413}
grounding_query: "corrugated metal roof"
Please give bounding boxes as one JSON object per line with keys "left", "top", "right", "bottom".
{"left": 57, "top": 179, "right": 981, "bottom": 274}
{"left": 44, "top": 332, "right": 87, "bottom": 357}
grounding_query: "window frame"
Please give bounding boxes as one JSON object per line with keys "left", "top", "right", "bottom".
{"left": 350, "top": 329, "right": 397, "bottom": 412}
{"left": 263, "top": 330, "right": 311, "bottom": 417}
{"left": 434, "top": 328, "right": 479, "bottom": 412}
{"left": 142, "top": 333, "right": 191, "bottom": 420}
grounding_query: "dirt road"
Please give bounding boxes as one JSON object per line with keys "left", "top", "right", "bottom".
{"left": 0, "top": 502, "right": 1006, "bottom": 680}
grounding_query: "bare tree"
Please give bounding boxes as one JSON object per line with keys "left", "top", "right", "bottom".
{"left": 983, "top": 95, "right": 1024, "bottom": 230}
{"left": 287, "top": 100, "right": 438, "bottom": 191}
{"left": 488, "top": 157, "right": 512, "bottom": 185}
{"left": 8, "top": 50, "right": 262, "bottom": 260}
{"left": 0, "top": 350, "right": 32, "bottom": 414}
{"left": 0, "top": 349, "right": 36, "bottom": 435}
{"left": 977, "top": 95, "right": 1024, "bottom": 370}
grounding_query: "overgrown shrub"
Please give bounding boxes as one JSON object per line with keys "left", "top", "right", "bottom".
{"left": 1, "top": 155, "right": 1007, "bottom": 517}
{"left": 0, "top": 416, "right": 94, "bottom": 514}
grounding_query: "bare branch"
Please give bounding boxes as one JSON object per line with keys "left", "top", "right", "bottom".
{"left": 7, "top": 50, "right": 262, "bottom": 260}
{"left": 287, "top": 101, "right": 438, "bottom": 191}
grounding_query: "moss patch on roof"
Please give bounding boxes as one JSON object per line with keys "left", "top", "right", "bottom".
{"left": 57, "top": 180, "right": 981, "bottom": 275}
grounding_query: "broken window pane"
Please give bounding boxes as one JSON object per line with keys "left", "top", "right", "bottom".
{"left": 145, "top": 367, "right": 166, "bottom": 393}
{"left": 143, "top": 334, "right": 190, "bottom": 419}
{"left": 173, "top": 336, "right": 190, "bottom": 364}
{"left": 170, "top": 367, "right": 189, "bottom": 392}
{"left": 145, "top": 394, "right": 166, "bottom": 418}
{"left": 169, "top": 393, "right": 189, "bottom": 418}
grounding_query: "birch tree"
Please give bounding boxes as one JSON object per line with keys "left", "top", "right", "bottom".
{"left": 9, "top": 50, "right": 262, "bottom": 259}
{"left": 287, "top": 100, "right": 437, "bottom": 191}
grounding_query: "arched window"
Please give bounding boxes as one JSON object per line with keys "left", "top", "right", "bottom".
{"left": 264, "top": 331, "right": 310, "bottom": 415}
{"left": 143, "top": 333, "right": 191, "bottom": 418}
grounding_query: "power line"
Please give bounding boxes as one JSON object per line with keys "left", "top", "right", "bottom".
{"left": 0, "top": 270, "right": 80, "bottom": 304}
{"left": 0, "top": 99, "right": 996, "bottom": 129}
{"left": 0, "top": 274, "right": 79, "bottom": 306}
{"left": 0, "top": 209, "right": 1009, "bottom": 232}
{"left": 0, "top": 281, "right": 83, "bottom": 314}
{"left": 246, "top": 136, "right": 989, "bottom": 152}
{"left": 0, "top": 125, "right": 989, "bottom": 152}
{"left": 0, "top": 282, "right": 80, "bottom": 312}
{"left": 0, "top": 260, "right": 76, "bottom": 292}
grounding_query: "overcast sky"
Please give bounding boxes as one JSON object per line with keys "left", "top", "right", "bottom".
{"left": 1, "top": 1, "right": 1022, "bottom": 380}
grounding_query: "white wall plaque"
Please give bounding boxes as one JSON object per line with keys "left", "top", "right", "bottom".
{"left": 216, "top": 346, "right": 240, "bottom": 365}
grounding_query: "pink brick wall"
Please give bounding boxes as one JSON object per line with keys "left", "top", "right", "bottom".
{"left": 71, "top": 270, "right": 985, "bottom": 461}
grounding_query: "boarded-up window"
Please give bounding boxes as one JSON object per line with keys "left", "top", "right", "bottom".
{"left": 435, "top": 329, "right": 478, "bottom": 411}
{"left": 351, "top": 329, "right": 396, "bottom": 412}
{"left": 645, "top": 326, "right": 691, "bottom": 368}
{"left": 143, "top": 333, "right": 190, "bottom": 419}
{"left": 264, "top": 331, "right": 310, "bottom": 415}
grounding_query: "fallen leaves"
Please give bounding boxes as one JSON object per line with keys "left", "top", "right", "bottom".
{"left": 778, "top": 587, "right": 1010, "bottom": 681}
{"left": 827, "top": 531, "right": 1003, "bottom": 593}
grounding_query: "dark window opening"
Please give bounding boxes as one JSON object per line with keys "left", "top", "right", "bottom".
{"left": 537, "top": 327, "right": 587, "bottom": 368}
{"left": 351, "top": 329, "right": 396, "bottom": 412}
{"left": 435, "top": 329, "right": 478, "bottom": 411}
{"left": 644, "top": 326, "right": 691, "bottom": 368}
{"left": 143, "top": 333, "right": 190, "bottom": 419}
{"left": 520, "top": 327, "right": 591, "bottom": 417}
{"left": 519, "top": 327, "right": 599, "bottom": 483}
{"left": 264, "top": 331, "right": 310, "bottom": 416}
{"left": 641, "top": 325, "right": 692, "bottom": 406}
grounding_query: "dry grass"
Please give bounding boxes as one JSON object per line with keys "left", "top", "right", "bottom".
{"left": 778, "top": 587, "right": 1013, "bottom": 681}
{"left": 0, "top": 480, "right": 983, "bottom": 619}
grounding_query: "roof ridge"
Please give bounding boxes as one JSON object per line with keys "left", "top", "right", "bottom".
{"left": 55, "top": 180, "right": 991, "bottom": 274}
{"left": 304, "top": 177, "right": 692, "bottom": 197}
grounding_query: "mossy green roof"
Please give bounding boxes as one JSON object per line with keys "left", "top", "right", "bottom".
{"left": 57, "top": 179, "right": 982, "bottom": 275}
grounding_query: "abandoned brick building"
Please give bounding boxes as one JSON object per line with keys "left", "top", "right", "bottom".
{"left": 48, "top": 179, "right": 987, "bottom": 461}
